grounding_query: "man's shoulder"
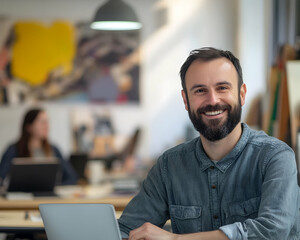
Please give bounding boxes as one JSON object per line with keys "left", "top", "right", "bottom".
{"left": 245, "top": 124, "right": 293, "bottom": 152}
{"left": 154, "top": 138, "right": 200, "bottom": 170}
{"left": 162, "top": 137, "right": 200, "bottom": 157}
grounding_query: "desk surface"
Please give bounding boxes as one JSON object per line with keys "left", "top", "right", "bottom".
{"left": 0, "top": 210, "right": 123, "bottom": 232}
{"left": 0, "top": 211, "right": 43, "bottom": 229}
{"left": 0, "top": 183, "right": 134, "bottom": 211}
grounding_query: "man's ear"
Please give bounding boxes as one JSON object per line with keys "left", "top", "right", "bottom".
{"left": 240, "top": 83, "right": 247, "bottom": 106}
{"left": 181, "top": 90, "right": 189, "bottom": 111}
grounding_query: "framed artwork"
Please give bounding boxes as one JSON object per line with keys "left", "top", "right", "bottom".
{"left": 0, "top": 20, "right": 140, "bottom": 105}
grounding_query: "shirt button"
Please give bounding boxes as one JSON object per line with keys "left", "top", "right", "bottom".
{"left": 213, "top": 215, "right": 219, "bottom": 220}
{"left": 211, "top": 184, "right": 217, "bottom": 189}
{"left": 210, "top": 166, "right": 215, "bottom": 169}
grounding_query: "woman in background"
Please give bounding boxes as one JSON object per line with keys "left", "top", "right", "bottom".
{"left": 0, "top": 108, "right": 77, "bottom": 185}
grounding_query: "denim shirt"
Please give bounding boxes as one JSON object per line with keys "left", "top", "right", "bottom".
{"left": 118, "top": 123, "right": 300, "bottom": 239}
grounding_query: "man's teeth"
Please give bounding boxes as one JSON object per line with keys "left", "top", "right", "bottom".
{"left": 205, "top": 110, "right": 224, "bottom": 116}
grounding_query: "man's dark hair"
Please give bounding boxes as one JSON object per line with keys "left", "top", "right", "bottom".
{"left": 179, "top": 47, "right": 243, "bottom": 92}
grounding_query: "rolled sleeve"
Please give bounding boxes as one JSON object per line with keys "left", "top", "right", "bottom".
{"left": 120, "top": 230, "right": 129, "bottom": 239}
{"left": 220, "top": 222, "right": 247, "bottom": 240}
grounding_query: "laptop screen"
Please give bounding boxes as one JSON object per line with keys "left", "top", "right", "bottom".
{"left": 39, "top": 203, "right": 122, "bottom": 240}
{"left": 4, "top": 157, "right": 60, "bottom": 193}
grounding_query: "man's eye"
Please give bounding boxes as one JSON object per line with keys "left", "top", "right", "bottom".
{"left": 218, "top": 86, "right": 228, "bottom": 91}
{"left": 195, "top": 89, "right": 205, "bottom": 94}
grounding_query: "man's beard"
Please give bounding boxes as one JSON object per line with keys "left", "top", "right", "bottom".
{"left": 187, "top": 98, "right": 242, "bottom": 142}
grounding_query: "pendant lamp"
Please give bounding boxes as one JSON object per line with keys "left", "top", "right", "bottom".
{"left": 90, "top": 0, "right": 142, "bottom": 31}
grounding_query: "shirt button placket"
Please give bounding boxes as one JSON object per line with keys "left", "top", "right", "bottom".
{"left": 209, "top": 165, "right": 220, "bottom": 229}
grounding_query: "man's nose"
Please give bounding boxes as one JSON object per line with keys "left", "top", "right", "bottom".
{"left": 206, "top": 91, "right": 220, "bottom": 105}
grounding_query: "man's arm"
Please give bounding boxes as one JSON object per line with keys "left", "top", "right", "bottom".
{"left": 242, "top": 147, "right": 299, "bottom": 239}
{"left": 126, "top": 222, "right": 229, "bottom": 240}
{"left": 118, "top": 155, "right": 169, "bottom": 236}
{"left": 122, "top": 146, "right": 299, "bottom": 239}
{"left": 219, "top": 145, "right": 299, "bottom": 239}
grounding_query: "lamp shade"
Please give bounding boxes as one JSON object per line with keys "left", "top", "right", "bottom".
{"left": 90, "top": 0, "right": 142, "bottom": 31}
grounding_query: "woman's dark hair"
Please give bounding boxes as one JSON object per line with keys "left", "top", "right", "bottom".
{"left": 179, "top": 47, "right": 243, "bottom": 93}
{"left": 16, "top": 108, "right": 51, "bottom": 157}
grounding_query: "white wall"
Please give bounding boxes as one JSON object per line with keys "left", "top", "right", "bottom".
{"left": 237, "top": 0, "right": 268, "bottom": 120}
{"left": 139, "top": 0, "right": 238, "bottom": 156}
{"left": 0, "top": 0, "right": 267, "bottom": 161}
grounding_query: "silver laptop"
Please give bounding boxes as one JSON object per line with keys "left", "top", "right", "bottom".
{"left": 39, "top": 203, "right": 122, "bottom": 240}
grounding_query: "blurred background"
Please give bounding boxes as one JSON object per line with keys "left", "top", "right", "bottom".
{"left": 0, "top": 0, "right": 299, "bottom": 171}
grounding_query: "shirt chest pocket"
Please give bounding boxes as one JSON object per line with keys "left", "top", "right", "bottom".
{"left": 225, "top": 197, "right": 261, "bottom": 224}
{"left": 170, "top": 205, "right": 202, "bottom": 234}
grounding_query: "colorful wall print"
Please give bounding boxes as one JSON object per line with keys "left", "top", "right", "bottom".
{"left": 0, "top": 20, "right": 140, "bottom": 104}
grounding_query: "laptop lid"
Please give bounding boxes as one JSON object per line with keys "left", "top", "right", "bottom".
{"left": 4, "top": 157, "right": 60, "bottom": 193}
{"left": 39, "top": 203, "right": 122, "bottom": 240}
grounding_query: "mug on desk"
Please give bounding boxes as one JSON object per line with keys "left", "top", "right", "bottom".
{"left": 86, "top": 160, "right": 105, "bottom": 185}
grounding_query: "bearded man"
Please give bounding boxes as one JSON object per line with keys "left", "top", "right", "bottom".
{"left": 118, "top": 47, "right": 300, "bottom": 240}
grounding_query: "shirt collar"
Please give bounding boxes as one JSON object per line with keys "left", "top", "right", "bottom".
{"left": 196, "top": 123, "right": 251, "bottom": 173}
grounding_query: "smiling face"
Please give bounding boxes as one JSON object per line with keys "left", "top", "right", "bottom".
{"left": 182, "top": 57, "right": 246, "bottom": 142}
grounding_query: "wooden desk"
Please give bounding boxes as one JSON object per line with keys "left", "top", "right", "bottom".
{"left": 0, "top": 211, "right": 43, "bottom": 233}
{"left": 0, "top": 210, "right": 123, "bottom": 233}
{"left": 0, "top": 183, "right": 134, "bottom": 234}
{"left": 0, "top": 184, "right": 133, "bottom": 211}
{"left": 0, "top": 195, "right": 132, "bottom": 211}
